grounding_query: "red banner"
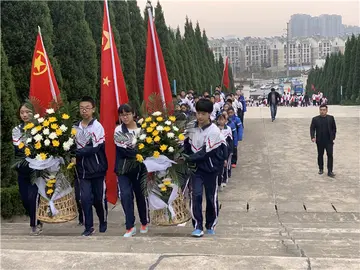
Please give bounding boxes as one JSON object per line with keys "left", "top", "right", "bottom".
{"left": 222, "top": 57, "right": 230, "bottom": 89}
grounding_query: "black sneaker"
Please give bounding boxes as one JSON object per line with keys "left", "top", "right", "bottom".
{"left": 328, "top": 172, "right": 336, "bottom": 178}
{"left": 99, "top": 222, "right": 107, "bottom": 233}
{"left": 77, "top": 222, "right": 84, "bottom": 226}
{"left": 81, "top": 228, "right": 95, "bottom": 237}
{"left": 318, "top": 169, "right": 324, "bottom": 175}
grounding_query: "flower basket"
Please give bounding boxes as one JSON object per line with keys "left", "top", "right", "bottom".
{"left": 151, "top": 190, "right": 191, "bottom": 226}
{"left": 37, "top": 191, "right": 77, "bottom": 223}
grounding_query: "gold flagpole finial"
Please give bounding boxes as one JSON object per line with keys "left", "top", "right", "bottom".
{"left": 38, "top": 26, "right": 41, "bottom": 35}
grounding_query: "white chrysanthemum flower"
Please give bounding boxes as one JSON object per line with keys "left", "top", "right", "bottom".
{"left": 156, "top": 125, "right": 164, "bottom": 131}
{"left": 132, "top": 137, "right": 137, "bottom": 146}
{"left": 167, "top": 132, "right": 175, "bottom": 139}
{"left": 46, "top": 108, "right": 55, "bottom": 114}
{"left": 137, "top": 118, "right": 144, "bottom": 124}
{"left": 49, "top": 132, "right": 58, "bottom": 140}
{"left": 31, "top": 128, "right": 38, "bottom": 135}
{"left": 165, "top": 120, "right": 171, "bottom": 126}
{"left": 173, "top": 126, "right": 179, "bottom": 132}
{"left": 139, "top": 134, "right": 147, "bottom": 140}
{"left": 63, "top": 142, "right": 71, "bottom": 151}
{"left": 35, "top": 154, "right": 43, "bottom": 161}
{"left": 158, "top": 183, "right": 165, "bottom": 188}
{"left": 67, "top": 138, "right": 74, "bottom": 145}
{"left": 168, "top": 146, "right": 174, "bottom": 152}
{"left": 59, "top": 124, "right": 68, "bottom": 132}
{"left": 34, "top": 134, "right": 43, "bottom": 142}
{"left": 43, "top": 128, "right": 50, "bottom": 135}
{"left": 152, "top": 111, "right": 162, "bottom": 116}
{"left": 44, "top": 139, "right": 51, "bottom": 146}
{"left": 38, "top": 117, "right": 44, "bottom": 123}
{"left": 26, "top": 138, "right": 32, "bottom": 144}
{"left": 34, "top": 114, "right": 40, "bottom": 119}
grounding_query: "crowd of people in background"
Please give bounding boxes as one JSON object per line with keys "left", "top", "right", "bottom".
{"left": 247, "top": 91, "right": 328, "bottom": 108}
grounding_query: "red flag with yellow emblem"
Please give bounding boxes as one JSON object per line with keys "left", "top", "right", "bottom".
{"left": 29, "top": 28, "right": 60, "bottom": 114}
{"left": 100, "top": 0, "right": 128, "bottom": 205}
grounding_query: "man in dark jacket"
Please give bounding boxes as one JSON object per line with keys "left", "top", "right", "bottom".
{"left": 310, "top": 104, "right": 337, "bottom": 177}
{"left": 267, "top": 88, "right": 281, "bottom": 122}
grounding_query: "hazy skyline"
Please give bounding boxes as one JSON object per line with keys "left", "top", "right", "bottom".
{"left": 138, "top": 0, "right": 360, "bottom": 38}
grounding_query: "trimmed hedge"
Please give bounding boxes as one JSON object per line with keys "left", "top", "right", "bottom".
{"left": 1, "top": 185, "right": 25, "bottom": 219}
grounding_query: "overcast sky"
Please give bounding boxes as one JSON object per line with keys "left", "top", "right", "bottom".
{"left": 137, "top": 0, "right": 360, "bottom": 38}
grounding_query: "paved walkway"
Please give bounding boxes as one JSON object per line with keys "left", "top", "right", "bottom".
{"left": 1, "top": 105, "right": 359, "bottom": 270}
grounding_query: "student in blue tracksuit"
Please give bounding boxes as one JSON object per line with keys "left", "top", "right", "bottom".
{"left": 12, "top": 103, "right": 43, "bottom": 236}
{"left": 227, "top": 107, "right": 243, "bottom": 168}
{"left": 223, "top": 110, "right": 236, "bottom": 178}
{"left": 114, "top": 104, "right": 149, "bottom": 237}
{"left": 184, "top": 99, "right": 226, "bottom": 237}
{"left": 74, "top": 96, "right": 108, "bottom": 236}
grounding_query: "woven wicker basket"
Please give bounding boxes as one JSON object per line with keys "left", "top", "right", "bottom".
{"left": 37, "top": 191, "right": 77, "bottom": 223}
{"left": 151, "top": 191, "right": 191, "bottom": 226}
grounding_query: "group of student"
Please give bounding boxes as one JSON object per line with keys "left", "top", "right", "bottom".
{"left": 12, "top": 91, "right": 245, "bottom": 238}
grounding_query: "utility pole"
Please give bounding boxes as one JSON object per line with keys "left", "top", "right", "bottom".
{"left": 286, "top": 22, "right": 290, "bottom": 78}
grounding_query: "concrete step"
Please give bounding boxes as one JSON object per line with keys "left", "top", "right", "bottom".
{"left": 2, "top": 249, "right": 360, "bottom": 270}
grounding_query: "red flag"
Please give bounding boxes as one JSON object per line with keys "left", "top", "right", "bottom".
{"left": 29, "top": 29, "right": 60, "bottom": 114}
{"left": 222, "top": 57, "right": 230, "bottom": 89}
{"left": 100, "top": 0, "right": 128, "bottom": 205}
{"left": 143, "top": 14, "right": 173, "bottom": 111}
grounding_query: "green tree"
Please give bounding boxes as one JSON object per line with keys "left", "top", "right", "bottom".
{"left": 1, "top": 1, "right": 62, "bottom": 100}
{"left": 128, "top": 0, "right": 146, "bottom": 101}
{"left": 49, "top": 1, "right": 97, "bottom": 102}
{"left": 111, "top": 0, "right": 140, "bottom": 108}
{"left": 346, "top": 37, "right": 357, "bottom": 101}
{"left": 1, "top": 42, "right": 20, "bottom": 187}
{"left": 341, "top": 35, "right": 355, "bottom": 101}
{"left": 352, "top": 36, "right": 360, "bottom": 102}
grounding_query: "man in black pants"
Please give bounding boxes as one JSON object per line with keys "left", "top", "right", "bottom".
{"left": 267, "top": 88, "right": 281, "bottom": 122}
{"left": 310, "top": 104, "right": 337, "bottom": 177}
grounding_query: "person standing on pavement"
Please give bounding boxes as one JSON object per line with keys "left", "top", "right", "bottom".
{"left": 310, "top": 104, "right": 337, "bottom": 178}
{"left": 267, "top": 88, "right": 281, "bottom": 122}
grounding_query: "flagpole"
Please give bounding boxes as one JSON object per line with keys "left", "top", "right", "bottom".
{"left": 105, "top": 0, "right": 120, "bottom": 109}
{"left": 38, "top": 26, "right": 57, "bottom": 103}
{"left": 220, "top": 56, "right": 226, "bottom": 91}
{"left": 146, "top": 1, "right": 166, "bottom": 107}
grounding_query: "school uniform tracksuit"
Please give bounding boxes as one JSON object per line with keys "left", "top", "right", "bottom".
{"left": 12, "top": 124, "right": 40, "bottom": 228}
{"left": 74, "top": 119, "right": 108, "bottom": 232}
{"left": 229, "top": 115, "right": 243, "bottom": 165}
{"left": 218, "top": 125, "right": 233, "bottom": 185}
{"left": 114, "top": 124, "right": 149, "bottom": 230}
{"left": 184, "top": 123, "right": 226, "bottom": 231}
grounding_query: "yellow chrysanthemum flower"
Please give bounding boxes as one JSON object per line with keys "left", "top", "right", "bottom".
{"left": 71, "top": 128, "right": 77, "bottom": 136}
{"left": 52, "top": 140, "right": 60, "bottom": 147}
{"left": 62, "top": 114, "right": 70, "bottom": 120}
{"left": 35, "top": 141, "right": 42, "bottom": 149}
{"left": 55, "top": 129, "right": 63, "bottom": 136}
{"left": 156, "top": 117, "right": 163, "bottom": 122}
{"left": 18, "top": 142, "right": 25, "bottom": 149}
{"left": 154, "top": 136, "right": 161, "bottom": 142}
{"left": 169, "top": 116, "right": 176, "bottom": 122}
{"left": 42, "top": 120, "right": 50, "bottom": 127}
{"left": 136, "top": 154, "right": 144, "bottom": 163}
{"left": 145, "top": 117, "right": 152, "bottom": 122}
{"left": 146, "top": 127, "right": 154, "bottom": 133}
{"left": 163, "top": 180, "right": 171, "bottom": 186}
{"left": 159, "top": 144, "right": 168, "bottom": 152}
{"left": 141, "top": 123, "right": 147, "bottom": 128}
{"left": 36, "top": 125, "right": 42, "bottom": 132}
{"left": 178, "top": 134, "right": 185, "bottom": 141}
{"left": 51, "top": 123, "right": 59, "bottom": 130}
{"left": 138, "top": 143, "right": 145, "bottom": 150}
{"left": 46, "top": 189, "right": 54, "bottom": 195}
{"left": 146, "top": 137, "right": 153, "bottom": 144}
{"left": 160, "top": 186, "right": 167, "bottom": 192}
{"left": 150, "top": 122, "right": 157, "bottom": 128}
{"left": 46, "top": 182, "right": 54, "bottom": 187}
{"left": 153, "top": 151, "right": 160, "bottom": 158}
{"left": 48, "top": 179, "right": 56, "bottom": 184}
{"left": 39, "top": 153, "right": 47, "bottom": 160}
{"left": 24, "top": 123, "right": 35, "bottom": 130}
{"left": 163, "top": 126, "right": 171, "bottom": 132}
{"left": 67, "top": 162, "right": 75, "bottom": 170}
{"left": 152, "top": 130, "right": 159, "bottom": 137}
{"left": 49, "top": 117, "right": 57, "bottom": 123}
{"left": 24, "top": 148, "right": 31, "bottom": 156}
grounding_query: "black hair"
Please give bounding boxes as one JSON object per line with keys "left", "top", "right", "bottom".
{"left": 214, "top": 92, "right": 220, "bottom": 96}
{"left": 319, "top": 104, "right": 328, "bottom": 109}
{"left": 118, "top": 103, "right": 135, "bottom": 115}
{"left": 180, "top": 103, "right": 189, "bottom": 108}
{"left": 217, "top": 114, "right": 226, "bottom": 121}
{"left": 80, "top": 96, "right": 96, "bottom": 107}
{"left": 227, "top": 106, "right": 235, "bottom": 112}
{"left": 196, "top": 98, "right": 213, "bottom": 113}
{"left": 18, "top": 102, "right": 34, "bottom": 121}
{"left": 204, "top": 95, "right": 211, "bottom": 99}
{"left": 226, "top": 98, "right": 233, "bottom": 104}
